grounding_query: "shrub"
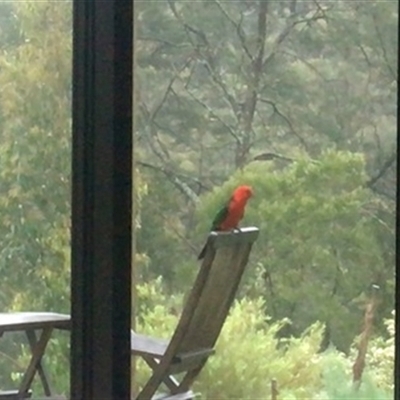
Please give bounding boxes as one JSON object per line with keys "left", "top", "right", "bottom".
{"left": 134, "top": 279, "right": 394, "bottom": 399}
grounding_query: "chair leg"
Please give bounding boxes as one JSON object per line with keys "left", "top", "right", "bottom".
{"left": 143, "top": 356, "right": 180, "bottom": 392}
{"left": 25, "top": 330, "right": 53, "bottom": 396}
{"left": 176, "top": 359, "right": 207, "bottom": 393}
{"left": 135, "top": 363, "right": 173, "bottom": 400}
{"left": 18, "top": 327, "right": 53, "bottom": 395}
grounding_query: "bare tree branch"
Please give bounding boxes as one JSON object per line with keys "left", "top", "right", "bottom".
{"left": 201, "top": 60, "right": 240, "bottom": 118}
{"left": 138, "top": 36, "right": 180, "bottom": 48}
{"left": 368, "top": 186, "right": 396, "bottom": 202}
{"left": 262, "top": 6, "right": 328, "bottom": 69}
{"left": 163, "top": 217, "right": 199, "bottom": 255}
{"left": 168, "top": 0, "right": 209, "bottom": 47}
{"left": 279, "top": 50, "right": 329, "bottom": 82}
{"left": 258, "top": 97, "right": 309, "bottom": 150}
{"left": 184, "top": 61, "right": 197, "bottom": 89}
{"left": 252, "top": 152, "right": 294, "bottom": 163}
{"left": 234, "top": 0, "right": 269, "bottom": 168}
{"left": 139, "top": 102, "right": 171, "bottom": 162}
{"left": 372, "top": 13, "right": 397, "bottom": 82}
{"left": 357, "top": 43, "right": 372, "bottom": 68}
{"left": 289, "top": 0, "right": 297, "bottom": 16}
{"left": 183, "top": 85, "right": 240, "bottom": 143}
{"left": 138, "top": 57, "right": 194, "bottom": 168}
{"left": 167, "top": 0, "right": 240, "bottom": 119}
{"left": 366, "top": 152, "right": 396, "bottom": 189}
{"left": 150, "top": 75, "right": 177, "bottom": 122}
{"left": 213, "top": 0, "right": 254, "bottom": 61}
{"left": 137, "top": 161, "right": 200, "bottom": 204}
{"left": 150, "top": 58, "right": 192, "bottom": 122}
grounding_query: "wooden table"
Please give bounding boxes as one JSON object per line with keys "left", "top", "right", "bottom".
{"left": 0, "top": 312, "right": 70, "bottom": 399}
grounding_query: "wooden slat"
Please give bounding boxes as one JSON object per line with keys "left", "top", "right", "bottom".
{"left": 173, "top": 348, "right": 215, "bottom": 363}
{"left": 208, "top": 226, "right": 259, "bottom": 248}
{"left": 176, "top": 239, "right": 257, "bottom": 354}
{"left": 131, "top": 332, "right": 214, "bottom": 364}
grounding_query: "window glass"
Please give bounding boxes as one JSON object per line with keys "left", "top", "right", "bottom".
{"left": 134, "top": 1, "right": 396, "bottom": 397}
{"left": 0, "top": 0, "right": 71, "bottom": 395}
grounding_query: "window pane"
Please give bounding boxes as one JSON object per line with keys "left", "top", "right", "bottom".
{"left": 134, "top": 0, "right": 396, "bottom": 397}
{"left": 0, "top": 0, "right": 71, "bottom": 395}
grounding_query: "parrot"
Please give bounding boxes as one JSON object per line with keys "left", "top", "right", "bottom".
{"left": 197, "top": 185, "right": 253, "bottom": 260}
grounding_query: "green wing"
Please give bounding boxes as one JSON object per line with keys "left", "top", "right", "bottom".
{"left": 210, "top": 203, "right": 229, "bottom": 231}
{"left": 198, "top": 199, "right": 230, "bottom": 260}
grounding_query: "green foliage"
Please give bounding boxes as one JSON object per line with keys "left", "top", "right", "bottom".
{"left": 195, "top": 299, "right": 324, "bottom": 400}
{"left": 196, "top": 151, "right": 390, "bottom": 350}
{"left": 362, "top": 311, "right": 395, "bottom": 392}
{"left": 317, "top": 351, "right": 392, "bottom": 400}
{"left": 137, "top": 173, "right": 198, "bottom": 288}
{"left": 0, "top": 0, "right": 72, "bottom": 311}
{"left": 135, "top": 279, "right": 393, "bottom": 399}
{"left": 0, "top": 1, "right": 72, "bottom": 393}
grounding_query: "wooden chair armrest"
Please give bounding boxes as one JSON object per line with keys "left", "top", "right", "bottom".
{"left": 0, "top": 390, "right": 32, "bottom": 399}
{"left": 131, "top": 331, "right": 169, "bottom": 358}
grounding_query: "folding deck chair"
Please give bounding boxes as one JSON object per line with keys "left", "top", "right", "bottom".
{"left": 131, "top": 226, "right": 259, "bottom": 400}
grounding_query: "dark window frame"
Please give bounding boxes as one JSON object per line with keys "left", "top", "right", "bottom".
{"left": 71, "top": 1, "right": 133, "bottom": 398}
{"left": 396, "top": 3, "right": 400, "bottom": 396}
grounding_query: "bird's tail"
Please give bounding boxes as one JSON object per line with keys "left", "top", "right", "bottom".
{"left": 197, "top": 241, "right": 208, "bottom": 260}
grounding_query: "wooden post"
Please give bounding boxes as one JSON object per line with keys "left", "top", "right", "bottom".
{"left": 271, "top": 378, "right": 278, "bottom": 400}
{"left": 352, "top": 285, "right": 379, "bottom": 389}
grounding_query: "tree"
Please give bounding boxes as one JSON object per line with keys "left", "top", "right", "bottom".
{"left": 0, "top": 0, "right": 71, "bottom": 311}
{"left": 135, "top": 0, "right": 396, "bottom": 298}
{"left": 196, "top": 150, "right": 394, "bottom": 350}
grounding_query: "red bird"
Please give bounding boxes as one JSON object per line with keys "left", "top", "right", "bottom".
{"left": 198, "top": 185, "right": 253, "bottom": 260}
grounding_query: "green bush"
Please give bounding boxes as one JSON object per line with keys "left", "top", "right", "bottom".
{"left": 134, "top": 279, "right": 394, "bottom": 399}
{"left": 360, "top": 311, "right": 395, "bottom": 393}
{"left": 317, "top": 351, "right": 392, "bottom": 400}
{"left": 193, "top": 298, "right": 324, "bottom": 399}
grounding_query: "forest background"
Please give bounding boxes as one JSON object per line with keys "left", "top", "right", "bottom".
{"left": 0, "top": 0, "right": 396, "bottom": 398}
